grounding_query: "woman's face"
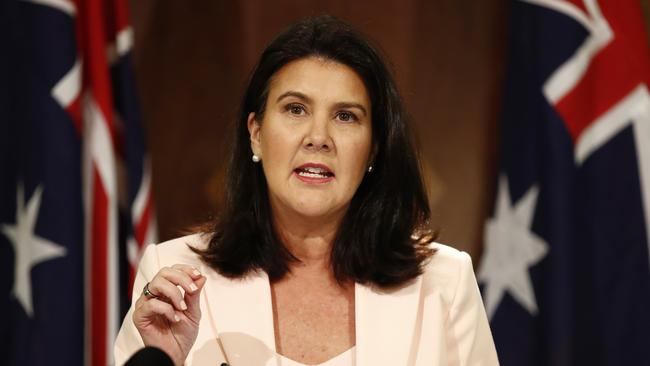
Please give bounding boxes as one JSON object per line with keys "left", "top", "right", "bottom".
{"left": 248, "top": 56, "right": 373, "bottom": 222}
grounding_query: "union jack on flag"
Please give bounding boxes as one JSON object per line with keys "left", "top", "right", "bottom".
{"left": 1, "top": 0, "right": 156, "bottom": 365}
{"left": 479, "top": 0, "right": 650, "bottom": 365}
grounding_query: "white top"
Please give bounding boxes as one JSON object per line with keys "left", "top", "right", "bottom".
{"left": 115, "top": 234, "right": 500, "bottom": 366}
{"left": 278, "top": 347, "right": 356, "bottom": 366}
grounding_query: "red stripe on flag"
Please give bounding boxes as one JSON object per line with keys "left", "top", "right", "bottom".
{"left": 90, "top": 167, "right": 108, "bottom": 366}
{"left": 555, "top": 1, "right": 650, "bottom": 142}
{"left": 78, "top": 2, "right": 116, "bottom": 365}
{"left": 565, "top": 0, "right": 588, "bottom": 16}
{"left": 78, "top": 0, "right": 116, "bottom": 141}
{"left": 111, "top": 0, "right": 131, "bottom": 36}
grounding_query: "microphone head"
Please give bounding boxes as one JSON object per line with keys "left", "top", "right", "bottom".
{"left": 124, "top": 346, "right": 174, "bottom": 366}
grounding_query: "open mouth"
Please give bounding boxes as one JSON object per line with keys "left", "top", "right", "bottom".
{"left": 294, "top": 164, "right": 335, "bottom": 180}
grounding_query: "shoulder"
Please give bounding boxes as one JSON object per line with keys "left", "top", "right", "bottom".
{"left": 138, "top": 232, "right": 211, "bottom": 272}
{"left": 426, "top": 242, "right": 472, "bottom": 270}
{"left": 424, "top": 242, "right": 473, "bottom": 275}
{"left": 419, "top": 242, "right": 476, "bottom": 303}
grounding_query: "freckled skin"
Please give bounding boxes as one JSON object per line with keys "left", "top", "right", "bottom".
{"left": 271, "top": 268, "right": 355, "bottom": 365}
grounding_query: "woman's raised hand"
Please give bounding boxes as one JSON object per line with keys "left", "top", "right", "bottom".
{"left": 132, "top": 264, "right": 206, "bottom": 365}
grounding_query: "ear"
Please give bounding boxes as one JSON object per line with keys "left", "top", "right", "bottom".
{"left": 247, "top": 112, "right": 262, "bottom": 158}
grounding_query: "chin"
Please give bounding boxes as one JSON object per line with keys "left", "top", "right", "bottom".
{"left": 292, "top": 206, "right": 336, "bottom": 218}
{"left": 292, "top": 200, "right": 345, "bottom": 219}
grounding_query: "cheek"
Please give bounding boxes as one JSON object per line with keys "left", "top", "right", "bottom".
{"left": 261, "top": 118, "right": 303, "bottom": 151}
{"left": 260, "top": 129, "right": 300, "bottom": 178}
{"left": 353, "top": 131, "right": 373, "bottom": 164}
{"left": 261, "top": 128, "right": 291, "bottom": 160}
{"left": 339, "top": 136, "right": 372, "bottom": 180}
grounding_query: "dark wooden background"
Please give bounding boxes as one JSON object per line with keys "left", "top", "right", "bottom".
{"left": 128, "top": 0, "right": 650, "bottom": 260}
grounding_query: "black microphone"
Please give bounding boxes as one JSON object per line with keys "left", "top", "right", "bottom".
{"left": 124, "top": 346, "right": 174, "bottom": 366}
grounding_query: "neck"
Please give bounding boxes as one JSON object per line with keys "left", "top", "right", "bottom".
{"left": 272, "top": 208, "right": 343, "bottom": 268}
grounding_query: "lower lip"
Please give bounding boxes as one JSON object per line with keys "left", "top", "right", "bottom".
{"left": 293, "top": 171, "right": 334, "bottom": 184}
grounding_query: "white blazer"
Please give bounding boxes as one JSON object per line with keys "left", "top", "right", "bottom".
{"left": 114, "top": 234, "right": 499, "bottom": 366}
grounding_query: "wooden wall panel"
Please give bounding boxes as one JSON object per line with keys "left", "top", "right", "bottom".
{"left": 129, "top": 0, "right": 510, "bottom": 259}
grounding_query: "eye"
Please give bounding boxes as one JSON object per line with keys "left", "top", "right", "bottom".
{"left": 336, "top": 111, "right": 358, "bottom": 122}
{"left": 286, "top": 103, "right": 306, "bottom": 116}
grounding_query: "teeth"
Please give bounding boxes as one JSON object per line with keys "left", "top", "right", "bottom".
{"left": 303, "top": 167, "right": 327, "bottom": 174}
{"left": 298, "top": 171, "right": 328, "bottom": 178}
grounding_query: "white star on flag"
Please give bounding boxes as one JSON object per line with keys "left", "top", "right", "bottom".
{"left": 478, "top": 175, "right": 549, "bottom": 320}
{"left": 1, "top": 183, "right": 67, "bottom": 317}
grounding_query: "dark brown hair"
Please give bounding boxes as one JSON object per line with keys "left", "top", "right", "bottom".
{"left": 195, "top": 15, "right": 435, "bottom": 288}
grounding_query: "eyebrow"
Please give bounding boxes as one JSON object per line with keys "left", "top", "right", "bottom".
{"left": 333, "top": 102, "right": 368, "bottom": 117}
{"left": 276, "top": 91, "right": 312, "bottom": 104}
{"left": 276, "top": 91, "right": 368, "bottom": 117}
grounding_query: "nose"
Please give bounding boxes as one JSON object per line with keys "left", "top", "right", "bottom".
{"left": 304, "top": 115, "right": 332, "bottom": 152}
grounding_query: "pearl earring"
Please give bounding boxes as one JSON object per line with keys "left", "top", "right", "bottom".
{"left": 252, "top": 154, "right": 261, "bottom": 163}
{"left": 367, "top": 166, "right": 373, "bottom": 173}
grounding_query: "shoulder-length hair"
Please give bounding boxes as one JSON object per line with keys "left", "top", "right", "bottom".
{"left": 196, "top": 15, "right": 435, "bottom": 288}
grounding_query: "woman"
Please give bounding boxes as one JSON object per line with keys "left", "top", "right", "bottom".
{"left": 115, "top": 16, "right": 499, "bottom": 366}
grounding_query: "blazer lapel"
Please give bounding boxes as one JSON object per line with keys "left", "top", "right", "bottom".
{"left": 201, "top": 266, "right": 277, "bottom": 366}
{"left": 198, "top": 263, "right": 423, "bottom": 366}
{"left": 355, "top": 276, "right": 423, "bottom": 366}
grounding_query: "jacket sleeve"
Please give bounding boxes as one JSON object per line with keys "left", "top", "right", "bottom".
{"left": 446, "top": 252, "right": 500, "bottom": 366}
{"left": 114, "top": 244, "right": 160, "bottom": 365}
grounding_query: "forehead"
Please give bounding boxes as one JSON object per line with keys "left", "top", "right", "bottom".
{"left": 268, "top": 57, "right": 370, "bottom": 105}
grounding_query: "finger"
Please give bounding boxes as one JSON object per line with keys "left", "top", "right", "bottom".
{"left": 157, "top": 266, "right": 201, "bottom": 295}
{"left": 148, "top": 278, "right": 188, "bottom": 311}
{"left": 137, "top": 297, "right": 182, "bottom": 325}
{"left": 183, "top": 274, "right": 207, "bottom": 320}
{"left": 171, "top": 264, "right": 203, "bottom": 280}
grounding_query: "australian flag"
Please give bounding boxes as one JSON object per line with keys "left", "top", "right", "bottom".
{"left": 0, "top": 0, "right": 156, "bottom": 365}
{"left": 478, "top": 0, "right": 650, "bottom": 365}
